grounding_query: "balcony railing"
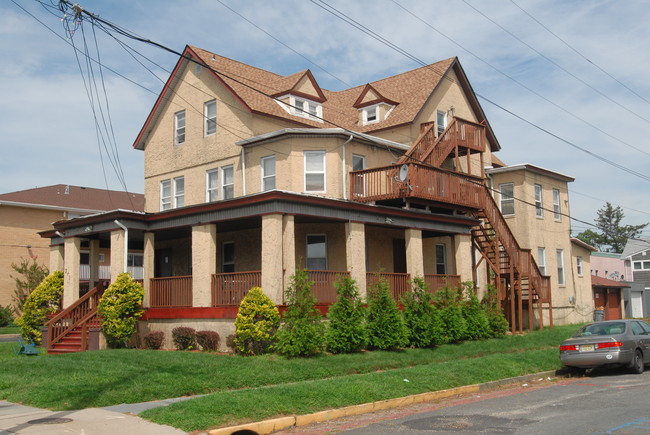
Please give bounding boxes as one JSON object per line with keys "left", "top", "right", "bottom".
{"left": 366, "top": 272, "right": 411, "bottom": 301}
{"left": 424, "top": 274, "right": 461, "bottom": 294}
{"left": 150, "top": 276, "right": 192, "bottom": 308}
{"left": 212, "top": 271, "right": 262, "bottom": 306}
{"left": 307, "top": 270, "right": 350, "bottom": 304}
{"left": 80, "top": 265, "right": 143, "bottom": 280}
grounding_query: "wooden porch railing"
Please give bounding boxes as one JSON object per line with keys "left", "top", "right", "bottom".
{"left": 366, "top": 272, "right": 411, "bottom": 301}
{"left": 46, "top": 283, "right": 105, "bottom": 352}
{"left": 212, "top": 271, "right": 262, "bottom": 306}
{"left": 424, "top": 274, "right": 461, "bottom": 294}
{"left": 150, "top": 276, "right": 192, "bottom": 308}
{"left": 307, "top": 270, "right": 350, "bottom": 304}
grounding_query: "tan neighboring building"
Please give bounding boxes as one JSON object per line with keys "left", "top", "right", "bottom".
{"left": 40, "top": 45, "right": 587, "bottom": 351}
{"left": 0, "top": 185, "right": 144, "bottom": 310}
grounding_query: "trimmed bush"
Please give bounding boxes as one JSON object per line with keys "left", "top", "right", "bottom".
{"left": 172, "top": 327, "right": 197, "bottom": 350}
{"left": 234, "top": 287, "right": 280, "bottom": 355}
{"left": 0, "top": 305, "right": 14, "bottom": 328}
{"left": 196, "top": 330, "right": 220, "bottom": 351}
{"left": 143, "top": 331, "right": 165, "bottom": 350}
{"left": 461, "top": 282, "right": 491, "bottom": 340}
{"left": 482, "top": 284, "right": 509, "bottom": 337}
{"left": 15, "top": 271, "right": 64, "bottom": 344}
{"left": 98, "top": 273, "right": 144, "bottom": 348}
{"left": 366, "top": 277, "right": 407, "bottom": 350}
{"left": 275, "top": 269, "right": 325, "bottom": 357}
{"left": 325, "top": 275, "right": 366, "bottom": 354}
{"left": 226, "top": 334, "right": 237, "bottom": 352}
{"left": 401, "top": 277, "right": 435, "bottom": 348}
{"left": 432, "top": 285, "right": 467, "bottom": 344}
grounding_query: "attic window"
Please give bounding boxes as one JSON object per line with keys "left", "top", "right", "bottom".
{"left": 290, "top": 96, "right": 322, "bottom": 122}
{"left": 365, "top": 107, "right": 377, "bottom": 124}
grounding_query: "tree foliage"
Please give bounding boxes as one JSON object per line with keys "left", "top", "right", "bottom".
{"left": 461, "top": 282, "right": 491, "bottom": 340}
{"left": 325, "top": 275, "right": 366, "bottom": 354}
{"left": 576, "top": 202, "right": 648, "bottom": 253}
{"left": 15, "top": 271, "right": 63, "bottom": 344}
{"left": 481, "top": 284, "right": 509, "bottom": 338}
{"left": 400, "top": 277, "right": 436, "bottom": 348}
{"left": 98, "top": 273, "right": 144, "bottom": 348}
{"left": 366, "top": 277, "right": 407, "bottom": 350}
{"left": 11, "top": 258, "right": 49, "bottom": 314}
{"left": 275, "top": 269, "right": 325, "bottom": 357}
{"left": 432, "top": 285, "right": 467, "bottom": 344}
{"left": 234, "top": 286, "right": 280, "bottom": 356}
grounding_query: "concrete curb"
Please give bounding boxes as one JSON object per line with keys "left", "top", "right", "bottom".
{"left": 207, "top": 370, "right": 559, "bottom": 435}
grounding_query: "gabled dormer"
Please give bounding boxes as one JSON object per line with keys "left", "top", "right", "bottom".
{"left": 273, "top": 70, "right": 326, "bottom": 122}
{"left": 353, "top": 84, "right": 398, "bottom": 126}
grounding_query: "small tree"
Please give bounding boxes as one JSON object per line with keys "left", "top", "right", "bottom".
{"left": 576, "top": 202, "right": 648, "bottom": 253}
{"left": 401, "top": 277, "right": 435, "bottom": 348}
{"left": 0, "top": 305, "right": 15, "bottom": 328}
{"left": 461, "top": 282, "right": 491, "bottom": 340}
{"left": 234, "top": 286, "right": 280, "bottom": 355}
{"left": 325, "top": 275, "right": 366, "bottom": 354}
{"left": 275, "top": 269, "right": 325, "bottom": 357}
{"left": 98, "top": 273, "right": 144, "bottom": 348}
{"left": 15, "top": 271, "right": 63, "bottom": 344}
{"left": 432, "top": 285, "right": 467, "bottom": 344}
{"left": 11, "top": 258, "right": 49, "bottom": 314}
{"left": 366, "top": 277, "right": 407, "bottom": 350}
{"left": 481, "top": 284, "right": 509, "bottom": 337}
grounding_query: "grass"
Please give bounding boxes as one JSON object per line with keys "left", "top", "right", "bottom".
{"left": 0, "top": 324, "right": 579, "bottom": 431}
{"left": 0, "top": 325, "right": 20, "bottom": 335}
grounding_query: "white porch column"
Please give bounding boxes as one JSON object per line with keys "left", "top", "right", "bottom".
{"left": 110, "top": 229, "right": 126, "bottom": 282}
{"left": 405, "top": 228, "right": 424, "bottom": 278}
{"left": 192, "top": 224, "right": 217, "bottom": 307}
{"left": 345, "top": 221, "right": 366, "bottom": 298}
{"left": 63, "top": 237, "right": 81, "bottom": 308}
{"left": 89, "top": 239, "right": 100, "bottom": 289}
{"left": 452, "top": 233, "right": 473, "bottom": 283}
{"left": 261, "top": 213, "right": 284, "bottom": 304}
{"left": 49, "top": 244, "right": 65, "bottom": 272}
{"left": 143, "top": 232, "right": 155, "bottom": 308}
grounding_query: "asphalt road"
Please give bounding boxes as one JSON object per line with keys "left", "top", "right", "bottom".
{"left": 280, "top": 368, "right": 650, "bottom": 434}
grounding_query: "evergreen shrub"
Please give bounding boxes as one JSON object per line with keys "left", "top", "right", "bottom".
{"left": 366, "top": 277, "right": 407, "bottom": 350}
{"left": 15, "top": 271, "right": 64, "bottom": 344}
{"left": 432, "top": 285, "right": 467, "bottom": 344}
{"left": 461, "top": 282, "right": 491, "bottom": 340}
{"left": 0, "top": 305, "right": 13, "bottom": 327}
{"left": 325, "top": 275, "right": 366, "bottom": 354}
{"left": 234, "top": 287, "right": 280, "bottom": 355}
{"left": 482, "top": 284, "right": 509, "bottom": 337}
{"left": 401, "top": 276, "right": 435, "bottom": 348}
{"left": 98, "top": 273, "right": 144, "bottom": 348}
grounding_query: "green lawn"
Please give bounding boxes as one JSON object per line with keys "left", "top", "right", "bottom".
{"left": 0, "top": 325, "right": 20, "bottom": 335}
{"left": 0, "top": 324, "right": 578, "bottom": 432}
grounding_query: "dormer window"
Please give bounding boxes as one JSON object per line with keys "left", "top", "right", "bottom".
{"left": 291, "top": 96, "right": 322, "bottom": 121}
{"left": 365, "top": 106, "right": 377, "bottom": 123}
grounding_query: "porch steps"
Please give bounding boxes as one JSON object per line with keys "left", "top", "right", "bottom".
{"left": 48, "top": 327, "right": 84, "bottom": 354}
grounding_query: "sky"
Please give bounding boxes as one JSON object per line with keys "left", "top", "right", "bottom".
{"left": 2, "top": 0, "right": 650, "bottom": 238}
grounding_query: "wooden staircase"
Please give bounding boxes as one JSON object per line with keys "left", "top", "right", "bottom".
{"left": 45, "top": 284, "right": 105, "bottom": 354}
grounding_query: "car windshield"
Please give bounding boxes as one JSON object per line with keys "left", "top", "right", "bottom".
{"left": 575, "top": 322, "right": 626, "bottom": 337}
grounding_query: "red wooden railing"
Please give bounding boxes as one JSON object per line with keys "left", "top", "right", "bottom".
{"left": 150, "top": 276, "right": 193, "bottom": 308}
{"left": 366, "top": 272, "right": 411, "bottom": 301}
{"left": 307, "top": 270, "right": 350, "bottom": 304}
{"left": 212, "top": 271, "right": 262, "bottom": 306}
{"left": 46, "top": 283, "right": 105, "bottom": 353}
{"left": 424, "top": 274, "right": 461, "bottom": 294}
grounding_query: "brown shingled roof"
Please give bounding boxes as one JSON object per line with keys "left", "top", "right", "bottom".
{"left": 0, "top": 185, "right": 144, "bottom": 212}
{"left": 591, "top": 275, "right": 630, "bottom": 288}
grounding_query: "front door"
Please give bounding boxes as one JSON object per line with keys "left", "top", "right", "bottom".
{"left": 155, "top": 248, "right": 172, "bottom": 277}
{"left": 393, "top": 238, "right": 406, "bottom": 274}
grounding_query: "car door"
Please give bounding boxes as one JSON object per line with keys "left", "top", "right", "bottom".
{"left": 633, "top": 321, "right": 650, "bottom": 363}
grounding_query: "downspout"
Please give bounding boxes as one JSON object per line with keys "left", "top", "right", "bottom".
{"left": 342, "top": 134, "right": 354, "bottom": 200}
{"left": 241, "top": 147, "right": 247, "bottom": 196}
{"left": 114, "top": 220, "right": 128, "bottom": 273}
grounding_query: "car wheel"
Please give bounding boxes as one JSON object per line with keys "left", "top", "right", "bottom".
{"left": 569, "top": 367, "right": 586, "bottom": 377}
{"left": 631, "top": 349, "right": 644, "bottom": 374}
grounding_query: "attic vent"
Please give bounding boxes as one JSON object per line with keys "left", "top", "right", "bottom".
{"left": 195, "top": 64, "right": 203, "bottom": 74}
{"left": 64, "top": 185, "right": 70, "bottom": 195}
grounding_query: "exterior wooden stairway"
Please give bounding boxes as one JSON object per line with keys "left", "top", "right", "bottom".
{"left": 350, "top": 116, "right": 552, "bottom": 332}
{"left": 45, "top": 284, "right": 105, "bottom": 354}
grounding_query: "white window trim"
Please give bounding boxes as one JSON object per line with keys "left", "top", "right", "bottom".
{"left": 436, "top": 110, "right": 448, "bottom": 136}
{"left": 553, "top": 189, "right": 562, "bottom": 221}
{"left": 173, "top": 176, "right": 184, "bottom": 208}
{"left": 436, "top": 244, "right": 447, "bottom": 275}
{"left": 276, "top": 95, "right": 323, "bottom": 123}
{"left": 362, "top": 105, "right": 379, "bottom": 125}
{"left": 204, "top": 100, "right": 216, "bottom": 136}
{"left": 261, "top": 155, "right": 276, "bottom": 192}
{"left": 206, "top": 169, "right": 219, "bottom": 202}
{"left": 557, "top": 249, "right": 565, "bottom": 286}
{"left": 174, "top": 110, "right": 186, "bottom": 145}
{"left": 221, "top": 165, "right": 234, "bottom": 200}
{"left": 534, "top": 184, "right": 543, "bottom": 218}
{"left": 160, "top": 179, "right": 171, "bottom": 211}
{"left": 499, "top": 183, "right": 515, "bottom": 216}
{"left": 538, "top": 247, "right": 546, "bottom": 275}
{"left": 306, "top": 234, "right": 328, "bottom": 270}
{"left": 577, "top": 256, "right": 583, "bottom": 276}
{"left": 304, "top": 150, "right": 326, "bottom": 193}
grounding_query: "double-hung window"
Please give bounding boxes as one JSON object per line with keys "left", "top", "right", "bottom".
{"left": 436, "top": 244, "right": 447, "bottom": 274}
{"left": 293, "top": 97, "right": 320, "bottom": 119}
{"left": 306, "top": 234, "right": 327, "bottom": 270}
{"left": 534, "top": 184, "right": 543, "bottom": 217}
{"left": 436, "top": 110, "right": 447, "bottom": 136}
{"left": 499, "top": 183, "right": 515, "bottom": 216}
{"left": 261, "top": 155, "right": 276, "bottom": 192}
{"left": 206, "top": 169, "right": 219, "bottom": 202}
{"left": 160, "top": 180, "right": 171, "bottom": 211}
{"left": 173, "top": 176, "right": 184, "bottom": 208}
{"left": 537, "top": 247, "right": 546, "bottom": 275}
{"left": 204, "top": 100, "right": 216, "bottom": 136}
{"left": 576, "top": 256, "right": 583, "bottom": 276}
{"left": 352, "top": 154, "right": 366, "bottom": 196}
{"left": 305, "top": 151, "right": 325, "bottom": 192}
{"left": 174, "top": 110, "right": 186, "bottom": 145}
{"left": 553, "top": 189, "right": 561, "bottom": 220}
{"left": 557, "top": 249, "right": 565, "bottom": 286}
{"left": 221, "top": 165, "right": 234, "bottom": 199}
{"left": 364, "top": 106, "right": 378, "bottom": 124}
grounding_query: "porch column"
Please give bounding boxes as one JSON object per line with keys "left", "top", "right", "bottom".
{"left": 405, "top": 228, "right": 424, "bottom": 278}
{"left": 110, "top": 229, "right": 126, "bottom": 282}
{"left": 89, "top": 239, "right": 100, "bottom": 289}
{"left": 192, "top": 224, "right": 217, "bottom": 307}
{"left": 63, "top": 237, "right": 81, "bottom": 308}
{"left": 261, "top": 213, "right": 284, "bottom": 304}
{"left": 452, "top": 233, "right": 473, "bottom": 283}
{"left": 346, "top": 221, "right": 366, "bottom": 297}
{"left": 143, "top": 232, "right": 155, "bottom": 308}
{"left": 49, "top": 244, "right": 64, "bottom": 272}
{"left": 282, "top": 215, "right": 296, "bottom": 302}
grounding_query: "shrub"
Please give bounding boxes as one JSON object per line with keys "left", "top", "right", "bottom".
{"left": 432, "top": 285, "right": 467, "bottom": 344}
{"left": 234, "top": 287, "right": 280, "bottom": 355}
{"left": 196, "top": 330, "right": 220, "bottom": 351}
{"left": 172, "top": 326, "right": 197, "bottom": 350}
{"left": 366, "top": 277, "right": 407, "bottom": 350}
{"left": 482, "top": 284, "right": 509, "bottom": 337}
{"left": 401, "top": 277, "right": 435, "bottom": 348}
{"left": 15, "top": 271, "right": 64, "bottom": 344}
{"left": 11, "top": 258, "right": 49, "bottom": 314}
{"left": 275, "top": 269, "right": 325, "bottom": 357}
{"left": 226, "top": 334, "right": 237, "bottom": 352}
{"left": 461, "top": 282, "right": 491, "bottom": 340}
{"left": 143, "top": 331, "right": 165, "bottom": 350}
{"left": 98, "top": 273, "right": 144, "bottom": 348}
{"left": 325, "top": 275, "right": 366, "bottom": 354}
{"left": 0, "top": 305, "right": 14, "bottom": 327}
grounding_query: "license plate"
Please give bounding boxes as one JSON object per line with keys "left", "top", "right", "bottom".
{"left": 580, "top": 344, "right": 595, "bottom": 352}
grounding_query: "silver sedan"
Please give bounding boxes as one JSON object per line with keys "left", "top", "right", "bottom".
{"left": 559, "top": 319, "right": 650, "bottom": 374}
